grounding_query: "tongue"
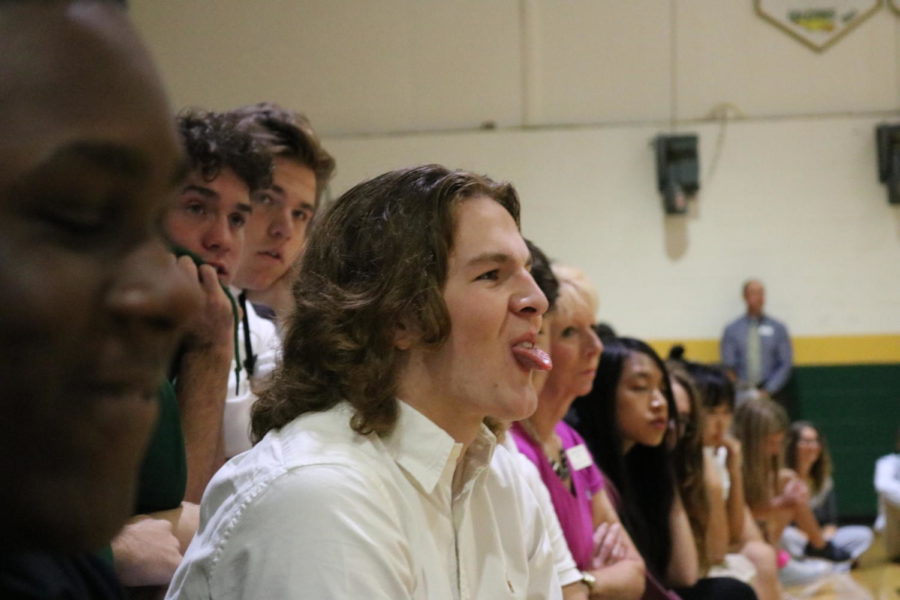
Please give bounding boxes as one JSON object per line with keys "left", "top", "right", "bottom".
{"left": 512, "top": 346, "right": 553, "bottom": 372}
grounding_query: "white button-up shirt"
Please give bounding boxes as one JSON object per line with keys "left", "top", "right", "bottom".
{"left": 223, "top": 296, "right": 282, "bottom": 458}
{"left": 167, "top": 401, "right": 561, "bottom": 599}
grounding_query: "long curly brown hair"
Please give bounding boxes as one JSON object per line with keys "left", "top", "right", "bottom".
{"left": 250, "top": 164, "right": 520, "bottom": 441}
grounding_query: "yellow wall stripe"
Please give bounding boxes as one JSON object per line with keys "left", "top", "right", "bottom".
{"left": 646, "top": 334, "right": 900, "bottom": 366}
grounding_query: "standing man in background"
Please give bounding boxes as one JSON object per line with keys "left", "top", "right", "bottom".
{"left": 721, "top": 279, "right": 793, "bottom": 405}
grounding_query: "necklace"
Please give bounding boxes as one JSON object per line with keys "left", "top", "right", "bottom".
{"left": 550, "top": 450, "right": 571, "bottom": 481}
{"left": 519, "top": 420, "right": 571, "bottom": 482}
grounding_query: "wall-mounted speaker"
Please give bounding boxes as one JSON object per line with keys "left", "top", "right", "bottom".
{"left": 654, "top": 134, "right": 699, "bottom": 215}
{"left": 876, "top": 123, "right": 900, "bottom": 205}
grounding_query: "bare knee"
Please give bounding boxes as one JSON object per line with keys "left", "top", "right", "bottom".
{"left": 742, "top": 540, "right": 777, "bottom": 576}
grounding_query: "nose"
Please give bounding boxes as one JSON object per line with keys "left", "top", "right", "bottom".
{"left": 584, "top": 327, "right": 603, "bottom": 357}
{"left": 511, "top": 271, "right": 549, "bottom": 319}
{"left": 202, "top": 216, "right": 233, "bottom": 254}
{"left": 650, "top": 389, "right": 667, "bottom": 413}
{"left": 268, "top": 208, "right": 292, "bottom": 240}
{"left": 105, "top": 242, "right": 202, "bottom": 359}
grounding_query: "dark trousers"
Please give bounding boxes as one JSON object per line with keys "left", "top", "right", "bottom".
{"left": 674, "top": 576, "right": 758, "bottom": 600}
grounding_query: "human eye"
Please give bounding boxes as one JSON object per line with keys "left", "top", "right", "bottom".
{"left": 474, "top": 269, "right": 499, "bottom": 282}
{"left": 561, "top": 326, "right": 577, "bottom": 337}
{"left": 38, "top": 199, "right": 115, "bottom": 234}
{"left": 26, "top": 184, "right": 121, "bottom": 241}
{"left": 229, "top": 212, "right": 247, "bottom": 228}
{"left": 293, "top": 209, "right": 310, "bottom": 222}
{"left": 628, "top": 380, "right": 650, "bottom": 393}
{"left": 183, "top": 201, "right": 206, "bottom": 216}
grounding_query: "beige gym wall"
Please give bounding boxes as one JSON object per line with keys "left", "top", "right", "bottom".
{"left": 131, "top": 0, "right": 900, "bottom": 360}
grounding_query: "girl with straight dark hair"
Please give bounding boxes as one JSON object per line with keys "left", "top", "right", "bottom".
{"left": 570, "top": 338, "right": 757, "bottom": 600}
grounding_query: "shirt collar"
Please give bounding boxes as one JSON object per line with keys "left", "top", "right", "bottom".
{"left": 382, "top": 400, "right": 497, "bottom": 495}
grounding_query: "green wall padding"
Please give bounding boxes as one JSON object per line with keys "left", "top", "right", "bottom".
{"left": 789, "top": 364, "right": 900, "bottom": 520}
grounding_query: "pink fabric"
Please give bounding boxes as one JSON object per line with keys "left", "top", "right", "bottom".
{"left": 511, "top": 421, "right": 603, "bottom": 570}
{"left": 776, "top": 549, "right": 791, "bottom": 568}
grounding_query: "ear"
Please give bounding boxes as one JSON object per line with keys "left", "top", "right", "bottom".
{"left": 393, "top": 320, "right": 416, "bottom": 351}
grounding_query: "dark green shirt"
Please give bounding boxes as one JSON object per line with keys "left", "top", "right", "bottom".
{"left": 135, "top": 379, "right": 187, "bottom": 514}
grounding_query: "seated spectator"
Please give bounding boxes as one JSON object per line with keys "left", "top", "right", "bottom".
{"left": 672, "top": 361, "right": 782, "bottom": 600}
{"left": 231, "top": 102, "right": 335, "bottom": 328}
{"left": 511, "top": 264, "right": 645, "bottom": 599}
{"left": 220, "top": 102, "right": 335, "bottom": 457}
{"left": 874, "top": 427, "right": 900, "bottom": 561}
{"left": 109, "top": 110, "right": 274, "bottom": 592}
{"left": 782, "top": 421, "right": 873, "bottom": 561}
{"left": 733, "top": 398, "right": 849, "bottom": 587}
{"left": 0, "top": 0, "right": 199, "bottom": 595}
{"left": 162, "top": 108, "right": 274, "bottom": 477}
{"left": 498, "top": 241, "right": 602, "bottom": 599}
{"left": 167, "top": 165, "right": 562, "bottom": 598}
{"left": 571, "top": 338, "right": 756, "bottom": 600}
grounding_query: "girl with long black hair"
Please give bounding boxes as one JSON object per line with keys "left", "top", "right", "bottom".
{"left": 570, "top": 337, "right": 756, "bottom": 600}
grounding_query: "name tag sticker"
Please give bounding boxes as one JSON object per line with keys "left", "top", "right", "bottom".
{"left": 565, "top": 444, "right": 593, "bottom": 471}
{"left": 759, "top": 325, "right": 775, "bottom": 336}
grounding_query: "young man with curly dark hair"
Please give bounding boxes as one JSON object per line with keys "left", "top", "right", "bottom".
{"left": 165, "top": 109, "right": 272, "bottom": 285}
{"left": 107, "top": 110, "right": 275, "bottom": 590}
{"left": 155, "top": 109, "right": 281, "bottom": 466}
{"left": 168, "top": 164, "right": 563, "bottom": 599}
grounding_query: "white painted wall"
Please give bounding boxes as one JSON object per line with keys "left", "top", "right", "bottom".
{"left": 131, "top": 0, "right": 900, "bottom": 341}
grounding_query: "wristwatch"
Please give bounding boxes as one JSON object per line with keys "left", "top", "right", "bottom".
{"left": 580, "top": 570, "right": 597, "bottom": 595}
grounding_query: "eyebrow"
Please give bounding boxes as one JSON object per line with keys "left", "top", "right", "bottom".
{"left": 268, "top": 184, "right": 315, "bottom": 211}
{"left": 465, "top": 251, "right": 533, "bottom": 270}
{"left": 181, "top": 184, "right": 252, "bottom": 214}
{"left": 629, "top": 371, "right": 654, "bottom": 381}
{"left": 181, "top": 184, "right": 217, "bottom": 198}
{"left": 45, "top": 141, "right": 149, "bottom": 179}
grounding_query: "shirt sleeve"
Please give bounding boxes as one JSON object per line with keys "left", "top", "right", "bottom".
{"left": 720, "top": 323, "right": 740, "bottom": 372}
{"left": 586, "top": 462, "right": 605, "bottom": 496}
{"left": 814, "top": 487, "right": 839, "bottom": 526}
{"left": 875, "top": 454, "right": 900, "bottom": 506}
{"left": 763, "top": 321, "right": 793, "bottom": 394}
{"left": 514, "top": 454, "right": 582, "bottom": 587}
{"left": 209, "top": 464, "right": 416, "bottom": 600}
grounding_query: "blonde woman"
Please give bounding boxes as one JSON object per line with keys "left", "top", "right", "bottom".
{"left": 733, "top": 399, "right": 850, "bottom": 569}
{"left": 511, "top": 264, "right": 645, "bottom": 600}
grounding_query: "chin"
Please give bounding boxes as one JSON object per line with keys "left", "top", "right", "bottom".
{"left": 505, "top": 391, "right": 538, "bottom": 422}
{"left": 7, "top": 480, "right": 133, "bottom": 553}
{"left": 641, "top": 432, "right": 666, "bottom": 448}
